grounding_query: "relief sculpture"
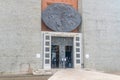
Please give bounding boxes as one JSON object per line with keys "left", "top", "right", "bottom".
{"left": 42, "top": 3, "right": 81, "bottom": 32}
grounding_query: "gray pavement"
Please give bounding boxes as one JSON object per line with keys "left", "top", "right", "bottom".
{"left": 49, "top": 69, "right": 120, "bottom": 80}
{"left": 0, "top": 75, "right": 51, "bottom": 80}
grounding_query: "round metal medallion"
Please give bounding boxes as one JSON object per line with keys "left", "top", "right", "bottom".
{"left": 42, "top": 3, "right": 81, "bottom": 32}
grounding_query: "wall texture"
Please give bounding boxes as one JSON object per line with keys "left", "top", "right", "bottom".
{"left": 82, "top": 0, "right": 120, "bottom": 72}
{"left": 0, "top": 0, "right": 42, "bottom": 74}
{"left": 0, "top": 0, "right": 120, "bottom": 74}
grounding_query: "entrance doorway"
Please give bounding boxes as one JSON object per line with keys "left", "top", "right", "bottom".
{"left": 51, "top": 37, "right": 73, "bottom": 68}
{"left": 42, "top": 32, "right": 82, "bottom": 69}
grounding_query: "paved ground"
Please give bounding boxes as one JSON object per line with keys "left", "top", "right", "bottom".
{"left": 0, "top": 75, "right": 51, "bottom": 80}
{"left": 49, "top": 69, "right": 120, "bottom": 80}
{"left": 0, "top": 69, "right": 120, "bottom": 80}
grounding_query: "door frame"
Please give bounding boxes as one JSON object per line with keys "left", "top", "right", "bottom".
{"left": 42, "top": 31, "right": 82, "bottom": 69}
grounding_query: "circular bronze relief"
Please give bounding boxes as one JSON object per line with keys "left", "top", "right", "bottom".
{"left": 42, "top": 3, "right": 81, "bottom": 32}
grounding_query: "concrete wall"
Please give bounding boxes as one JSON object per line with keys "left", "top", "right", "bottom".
{"left": 0, "top": 0, "right": 42, "bottom": 74}
{"left": 82, "top": 0, "right": 120, "bottom": 72}
{"left": 0, "top": 0, "right": 120, "bottom": 74}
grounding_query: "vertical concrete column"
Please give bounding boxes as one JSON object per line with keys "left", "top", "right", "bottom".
{"left": 78, "top": 0, "right": 84, "bottom": 68}
{"left": 59, "top": 45, "right": 65, "bottom": 68}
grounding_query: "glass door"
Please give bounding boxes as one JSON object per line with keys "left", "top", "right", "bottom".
{"left": 65, "top": 46, "right": 73, "bottom": 68}
{"left": 51, "top": 45, "right": 59, "bottom": 68}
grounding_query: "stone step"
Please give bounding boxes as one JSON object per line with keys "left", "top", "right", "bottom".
{"left": 32, "top": 69, "right": 59, "bottom": 75}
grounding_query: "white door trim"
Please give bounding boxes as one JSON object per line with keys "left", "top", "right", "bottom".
{"left": 42, "top": 31, "right": 82, "bottom": 69}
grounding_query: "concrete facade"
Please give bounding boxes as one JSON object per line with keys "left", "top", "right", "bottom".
{"left": 82, "top": 0, "right": 120, "bottom": 72}
{"left": 0, "top": 0, "right": 42, "bottom": 74}
{"left": 0, "top": 0, "right": 120, "bottom": 74}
